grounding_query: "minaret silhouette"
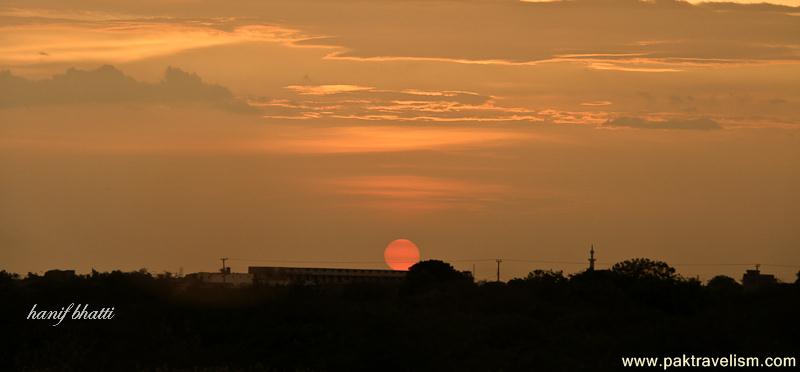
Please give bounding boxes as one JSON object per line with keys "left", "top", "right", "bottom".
{"left": 588, "top": 244, "right": 596, "bottom": 272}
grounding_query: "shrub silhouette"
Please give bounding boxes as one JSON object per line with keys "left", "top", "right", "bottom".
{"left": 509, "top": 269, "right": 567, "bottom": 288}
{"left": 611, "top": 258, "right": 679, "bottom": 281}
{"left": 402, "top": 259, "right": 472, "bottom": 294}
{"left": 525, "top": 269, "right": 566, "bottom": 284}
{"left": 707, "top": 275, "right": 741, "bottom": 293}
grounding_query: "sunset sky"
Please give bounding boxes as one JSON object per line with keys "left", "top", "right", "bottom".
{"left": 1, "top": 0, "right": 798, "bottom": 281}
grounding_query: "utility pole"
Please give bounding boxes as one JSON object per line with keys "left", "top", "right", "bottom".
{"left": 495, "top": 259, "right": 502, "bottom": 282}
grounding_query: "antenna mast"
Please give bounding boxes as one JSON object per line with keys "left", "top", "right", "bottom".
{"left": 472, "top": 263, "right": 476, "bottom": 282}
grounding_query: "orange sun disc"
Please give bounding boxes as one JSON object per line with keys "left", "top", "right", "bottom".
{"left": 384, "top": 239, "right": 421, "bottom": 271}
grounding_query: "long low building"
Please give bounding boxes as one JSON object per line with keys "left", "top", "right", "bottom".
{"left": 185, "top": 272, "right": 254, "bottom": 287}
{"left": 249, "top": 266, "right": 407, "bottom": 285}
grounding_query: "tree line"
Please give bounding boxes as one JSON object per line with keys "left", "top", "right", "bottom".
{"left": 1, "top": 258, "right": 798, "bottom": 371}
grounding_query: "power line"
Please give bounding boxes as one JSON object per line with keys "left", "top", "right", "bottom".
{"left": 504, "top": 259, "right": 588, "bottom": 265}
{"left": 228, "top": 258, "right": 385, "bottom": 264}
{"left": 448, "top": 258, "right": 496, "bottom": 262}
{"left": 661, "top": 263, "right": 799, "bottom": 268}
{"left": 226, "top": 257, "right": 798, "bottom": 268}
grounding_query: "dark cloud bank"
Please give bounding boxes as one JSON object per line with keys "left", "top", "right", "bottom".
{"left": 604, "top": 117, "right": 722, "bottom": 130}
{"left": 0, "top": 65, "right": 255, "bottom": 112}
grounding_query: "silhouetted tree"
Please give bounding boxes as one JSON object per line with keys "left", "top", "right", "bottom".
{"left": 524, "top": 269, "right": 566, "bottom": 285}
{"left": 403, "top": 260, "right": 471, "bottom": 293}
{"left": 157, "top": 271, "right": 174, "bottom": 279}
{"left": 707, "top": 275, "right": 741, "bottom": 293}
{"left": 0, "top": 270, "right": 18, "bottom": 285}
{"left": 611, "top": 258, "right": 679, "bottom": 281}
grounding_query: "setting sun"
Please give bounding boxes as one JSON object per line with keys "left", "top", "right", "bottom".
{"left": 384, "top": 239, "right": 421, "bottom": 271}
{"left": 2, "top": 0, "right": 799, "bottom": 369}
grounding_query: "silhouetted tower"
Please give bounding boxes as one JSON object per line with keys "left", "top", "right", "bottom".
{"left": 220, "top": 257, "right": 229, "bottom": 284}
{"left": 588, "top": 244, "right": 596, "bottom": 272}
{"left": 220, "top": 257, "right": 229, "bottom": 273}
{"left": 495, "top": 259, "right": 502, "bottom": 282}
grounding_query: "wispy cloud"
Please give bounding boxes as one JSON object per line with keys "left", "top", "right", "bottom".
{"left": 4, "top": 1, "right": 799, "bottom": 73}
{"left": 603, "top": 117, "right": 723, "bottom": 130}
{"left": 291, "top": 0, "right": 800, "bottom": 70}
{"left": 587, "top": 62, "right": 682, "bottom": 73}
{"left": 260, "top": 126, "right": 527, "bottom": 154}
{"left": 580, "top": 101, "right": 613, "bottom": 107}
{"left": 258, "top": 85, "right": 544, "bottom": 123}
{"left": 0, "top": 16, "right": 307, "bottom": 65}
{"left": 285, "top": 84, "right": 373, "bottom": 95}
{"left": 324, "top": 175, "right": 508, "bottom": 212}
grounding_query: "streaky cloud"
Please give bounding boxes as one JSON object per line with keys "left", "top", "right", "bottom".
{"left": 603, "top": 117, "right": 723, "bottom": 130}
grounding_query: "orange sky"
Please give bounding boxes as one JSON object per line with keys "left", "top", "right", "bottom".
{"left": 1, "top": 0, "right": 798, "bottom": 281}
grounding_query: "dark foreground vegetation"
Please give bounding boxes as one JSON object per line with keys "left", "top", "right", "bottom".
{"left": 2, "top": 259, "right": 799, "bottom": 372}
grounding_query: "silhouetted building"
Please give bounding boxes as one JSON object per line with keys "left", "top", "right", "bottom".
{"left": 588, "top": 245, "right": 596, "bottom": 272}
{"left": 186, "top": 272, "right": 253, "bottom": 287}
{"left": 44, "top": 269, "right": 75, "bottom": 281}
{"left": 742, "top": 266, "right": 777, "bottom": 291}
{"left": 463, "top": 270, "right": 474, "bottom": 281}
{"left": 249, "top": 266, "right": 406, "bottom": 285}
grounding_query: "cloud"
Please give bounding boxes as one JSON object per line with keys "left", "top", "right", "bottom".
{"left": 285, "top": 84, "right": 373, "bottom": 95}
{"left": 255, "top": 85, "right": 543, "bottom": 123}
{"left": 603, "top": 117, "right": 722, "bottom": 130}
{"left": 323, "top": 175, "right": 508, "bottom": 212}
{"left": 287, "top": 0, "right": 800, "bottom": 69}
{"left": 696, "top": 1, "right": 800, "bottom": 13}
{"left": 537, "top": 109, "right": 611, "bottom": 125}
{"left": 260, "top": 126, "right": 526, "bottom": 154}
{"left": 0, "top": 14, "right": 305, "bottom": 66}
{"left": 3, "top": 1, "right": 799, "bottom": 73}
{"left": 580, "top": 101, "right": 613, "bottom": 107}
{"left": 0, "top": 65, "right": 255, "bottom": 112}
